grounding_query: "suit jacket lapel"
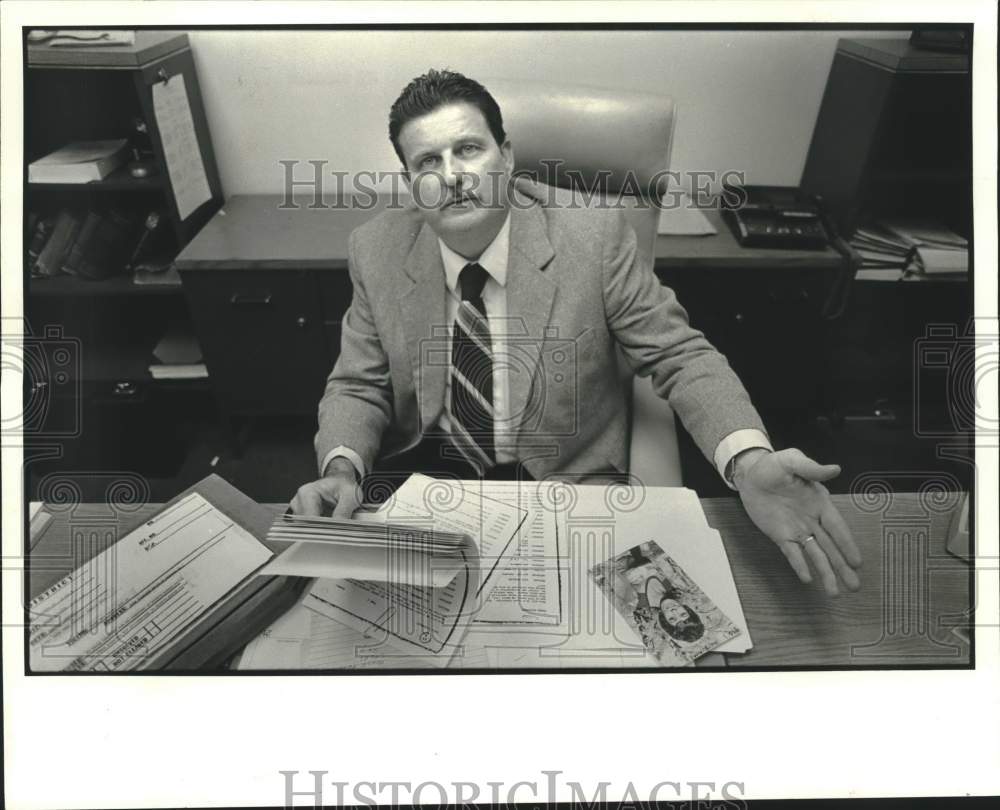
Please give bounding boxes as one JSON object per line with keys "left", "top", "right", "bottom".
{"left": 398, "top": 190, "right": 557, "bottom": 437}
{"left": 400, "top": 222, "right": 448, "bottom": 430}
{"left": 505, "top": 195, "right": 557, "bottom": 437}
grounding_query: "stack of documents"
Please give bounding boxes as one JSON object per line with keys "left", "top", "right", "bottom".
{"left": 851, "top": 219, "right": 968, "bottom": 280}
{"left": 240, "top": 477, "right": 751, "bottom": 670}
{"left": 255, "top": 474, "right": 527, "bottom": 667}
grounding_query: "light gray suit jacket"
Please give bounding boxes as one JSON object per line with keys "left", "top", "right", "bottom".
{"left": 315, "top": 183, "right": 766, "bottom": 481}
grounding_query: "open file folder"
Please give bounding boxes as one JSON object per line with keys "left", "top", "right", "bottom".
{"left": 28, "top": 474, "right": 306, "bottom": 672}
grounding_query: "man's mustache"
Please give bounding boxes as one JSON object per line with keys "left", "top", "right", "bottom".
{"left": 442, "top": 190, "right": 483, "bottom": 207}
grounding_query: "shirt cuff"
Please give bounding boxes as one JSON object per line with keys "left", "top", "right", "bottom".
{"left": 321, "top": 446, "right": 365, "bottom": 480}
{"left": 714, "top": 429, "right": 773, "bottom": 490}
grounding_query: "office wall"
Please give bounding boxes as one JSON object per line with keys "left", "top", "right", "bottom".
{"left": 188, "top": 29, "right": 904, "bottom": 197}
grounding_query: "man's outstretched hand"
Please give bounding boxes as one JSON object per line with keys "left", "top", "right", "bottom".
{"left": 733, "top": 447, "right": 862, "bottom": 596}
{"left": 290, "top": 458, "right": 361, "bottom": 517}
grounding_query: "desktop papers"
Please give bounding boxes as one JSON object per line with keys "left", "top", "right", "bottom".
{"left": 237, "top": 599, "right": 492, "bottom": 670}
{"left": 475, "top": 485, "right": 751, "bottom": 669}
{"left": 301, "top": 474, "right": 526, "bottom": 665}
{"left": 28, "top": 493, "right": 273, "bottom": 672}
{"left": 474, "top": 480, "right": 569, "bottom": 625}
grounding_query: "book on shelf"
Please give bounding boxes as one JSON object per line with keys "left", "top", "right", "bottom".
{"left": 26, "top": 215, "right": 54, "bottom": 273}
{"left": 29, "top": 139, "right": 129, "bottom": 184}
{"left": 61, "top": 208, "right": 141, "bottom": 280}
{"left": 32, "top": 209, "right": 82, "bottom": 277}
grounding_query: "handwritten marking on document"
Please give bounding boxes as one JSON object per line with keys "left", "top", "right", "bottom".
{"left": 153, "top": 75, "right": 212, "bottom": 221}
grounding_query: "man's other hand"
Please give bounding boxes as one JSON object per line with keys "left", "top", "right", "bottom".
{"left": 733, "top": 447, "right": 863, "bottom": 596}
{"left": 290, "top": 458, "right": 361, "bottom": 517}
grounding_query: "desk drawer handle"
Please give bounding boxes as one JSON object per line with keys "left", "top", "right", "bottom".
{"left": 230, "top": 292, "right": 273, "bottom": 307}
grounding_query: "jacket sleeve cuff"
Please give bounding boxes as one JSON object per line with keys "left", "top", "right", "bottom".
{"left": 320, "top": 446, "right": 365, "bottom": 480}
{"left": 714, "top": 429, "right": 773, "bottom": 490}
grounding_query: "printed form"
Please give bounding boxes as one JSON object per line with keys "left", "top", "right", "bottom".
{"left": 29, "top": 493, "right": 272, "bottom": 672}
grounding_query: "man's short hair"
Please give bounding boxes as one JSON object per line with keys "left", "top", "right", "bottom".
{"left": 388, "top": 68, "right": 506, "bottom": 167}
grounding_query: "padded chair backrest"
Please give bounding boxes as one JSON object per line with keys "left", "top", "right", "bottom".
{"left": 486, "top": 78, "right": 676, "bottom": 265}
{"left": 486, "top": 79, "right": 682, "bottom": 486}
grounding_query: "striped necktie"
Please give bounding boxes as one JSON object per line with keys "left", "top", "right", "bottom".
{"left": 449, "top": 262, "right": 495, "bottom": 470}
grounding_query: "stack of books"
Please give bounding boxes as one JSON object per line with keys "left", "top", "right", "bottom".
{"left": 850, "top": 219, "right": 968, "bottom": 280}
{"left": 26, "top": 206, "right": 161, "bottom": 281}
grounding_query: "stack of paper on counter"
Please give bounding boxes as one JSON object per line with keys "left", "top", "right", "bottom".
{"left": 257, "top": 474, "right": 526, "bottom": 667}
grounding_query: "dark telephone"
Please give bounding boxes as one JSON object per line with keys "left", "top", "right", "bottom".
{"left": 722, "top": 185, "right": 830, "bottom": 250}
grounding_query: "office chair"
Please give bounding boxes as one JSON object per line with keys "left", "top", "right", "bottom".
{"left": 487, "top": 78, "right": 683, "bottom": 486}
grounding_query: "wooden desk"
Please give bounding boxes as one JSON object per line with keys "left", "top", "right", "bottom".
{"left": 175, "top": 196, "right": 845, "bottom": 435}
{"left": 28, "top": 492, "right": 970, "bottom": 669}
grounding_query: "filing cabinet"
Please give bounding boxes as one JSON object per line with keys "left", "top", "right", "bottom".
{"left": 181, "top": 269, "right": 333, "bottom": 415}
{"left": 175, "top": 195, "right": 372, "bottom": 447}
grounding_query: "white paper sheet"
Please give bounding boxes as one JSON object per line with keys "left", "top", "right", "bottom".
{"left": 303, "top": 474, "right": 526, "bottom": 663}
{"left": 657, "top": 192, "right": 718, "bottom": 235}
{"left": 153, "top": 75, "right": 212, "bottom": 221}
{"left": 471, "top": 480, "right": 568, "bottom": 625}
{"left": 261, "top": 537, "right": 461, "bottom": 588}
{"left": 238, "top": 600, "right": 492, "bottom": 670}
{"left": 363, "top": 473, "right": 526, "bottom": 602}
{"left": 237, "top": 599, "right": 313, "bottom": 669}
{"left": 29, "top": 493, "right": 273, "bottom": 672}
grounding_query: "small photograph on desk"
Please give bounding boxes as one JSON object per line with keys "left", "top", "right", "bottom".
{"left": 590, "top": 541, "right": 741, "bottom": 667}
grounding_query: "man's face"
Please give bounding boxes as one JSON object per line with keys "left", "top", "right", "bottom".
{"left": 397, "top": 102, "right": 514, "bottom": 248}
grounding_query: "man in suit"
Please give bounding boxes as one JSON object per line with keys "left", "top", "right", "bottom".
{"left": 293, "top": 69, "right": 862, "bottom": 596}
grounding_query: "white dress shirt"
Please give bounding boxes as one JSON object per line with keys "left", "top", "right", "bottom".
{"left": 323, "top": 214, "right": 771, "bottom": 485}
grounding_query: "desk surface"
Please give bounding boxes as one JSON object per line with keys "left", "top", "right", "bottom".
{"left": 28, "top": 492, "right": 970, "bottom": 669}
{"left": 175, "top": 194, "right": 844, "bottom": 273}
